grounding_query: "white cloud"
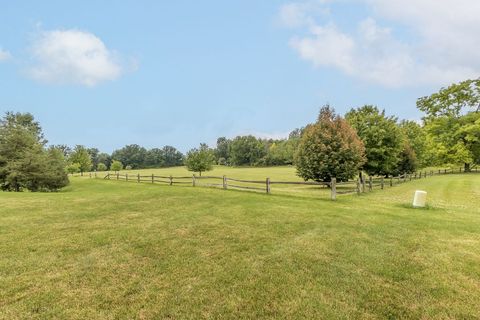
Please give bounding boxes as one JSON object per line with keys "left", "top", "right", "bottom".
{"left": 0, "top": 48, "right": 11, "bottom": 61}
{"left": 28, "top": 29, "right": 124, "bottom": 86}
{"left": 281, "top": 0, "right": 480, "bottom": 87}
{"left": 278, "top": 0, "right": 330, "bottom": 28}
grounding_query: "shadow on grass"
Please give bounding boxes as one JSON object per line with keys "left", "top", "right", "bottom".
{"left": 395, "top": 203, "right": 443, "bottom": 212}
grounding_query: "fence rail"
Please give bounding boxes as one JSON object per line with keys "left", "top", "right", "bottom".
{"left": 70, "top": 166, "right": 479, "bottom": 201}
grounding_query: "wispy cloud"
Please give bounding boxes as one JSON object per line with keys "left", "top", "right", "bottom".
{"left": 0, "top": 48, "right": 11, "bottom": 61}
{"left": 280, "top": 0, "right": 480, "bottom": 87}
{"left": 27, "top": 29, "right": 126, "bottom": 86}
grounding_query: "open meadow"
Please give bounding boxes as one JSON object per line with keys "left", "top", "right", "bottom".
{"left": 1, "top": 170, "right": 479, "bottom": 319}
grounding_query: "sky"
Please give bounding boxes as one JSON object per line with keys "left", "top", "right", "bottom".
{"left": 1, "top": 0, "right": 479, "bottom": 153}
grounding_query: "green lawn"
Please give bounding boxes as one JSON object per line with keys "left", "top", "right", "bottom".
{"left": 91, "top": 165, "right": 352, "bottom": 198}
{"left": 1, "top": 172, "right": 479, "bottom": 319}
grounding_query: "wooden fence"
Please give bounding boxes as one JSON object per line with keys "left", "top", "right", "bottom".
{"left": 73, "top": 166, "right": 478, "bottom": 201}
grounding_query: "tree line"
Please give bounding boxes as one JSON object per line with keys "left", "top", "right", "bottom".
{"left": 1, "top": 78, "right": 479, "bottom": 191}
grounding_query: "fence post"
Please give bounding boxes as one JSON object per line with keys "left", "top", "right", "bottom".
{"left": 381, "top": 177, "right": 384, "bottom": 190}
{"left": 89, "top": 172, "right": 92, "bottom": 178}
{"left": 117, "top": 173, "right": 119, "bottom": 180}
{"left": 390, "top": 177, "right": 393, "bottom": 187}
{"left": 361, "top": 178, "right": 366, "bottom": 193}
{"left": 223, "top": 175, "right": 227, "bottom": 190}
{"left": 424, "top": 171, "right": 427, "bottom": 178}
{"left": 169, "top": 175, "right": 173, "bottom": 186}
{"left": 403, "top": 173, "right": 407, "bottom": 183}
{"left": 152, "top": 174, "right": 154, "bottom": 183}
{"left": 266, "top": 177, "right": 271, "bottom": 194}
{"left": 192, "top": 175, "right": 196, "bottom": 187}
{"left": 95, "top": 171, "right": 97, "bottom": 178}
{"left": 356, "top": 178, "right": 361, "bottom": 195}
{"left": 368, "top": 176, "right": 373, "bottom": 191}
{"left": 126, "top": 173, "right": 128, "bottom": 182}
{"left": 331, "top": 178, "right": 337, "bottom": 201}
{"left": 137, "top": 174, "right": 140, "bottom": 183}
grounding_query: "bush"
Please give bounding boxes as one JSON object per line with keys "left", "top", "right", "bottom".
{"left": 97, "top": 163, "right": 107, "bottom": 171}
{"left": 125, "top": 165, "right": 132, "bottom": 170}
{"left": 110, "top": 160, "right": 123, "bottom": 172}
{"left": 66, "top": 163, "right": 81, "bottom": 174}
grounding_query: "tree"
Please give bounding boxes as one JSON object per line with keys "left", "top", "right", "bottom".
{"left": 110, "top": 160, "right": 123, "bottom": 172}
{"left": 97, "top": 153, "right": 112, "bottom": 169}
{"left": 185, "top": 143, "right": 215, "bottom": 176}
{"left": 145, "top": 148, "right": 165, "bottom": 168}
{"left": 162, "top": 146, "right": 184, "bottom": 167}
{"left": 417, "top": 79, "right": 480, "bottom": 171}
{"left": 112, "top": 144, "right": 147, "bottom": 169}
{"left": 229, "top": 135, "right": 266, "bottom": 166}
{"left": 393, "top": 143, "right": 417, "bottom": 175}
{"left": 263, "top": 139, "right": 297, "bottom": 166}
{"left": 87, "top": 148, "right": 100, "bottom": 170}
{"left": 417, "top": 79, "right": 480, "bottom": 118}
{"left": 399, "top": 120, "right": 427, "bottom": 168}
{"left": 41, "top": 147, "right": 69, "bottom": 190}
{"left": 295, "top": 106, "right": 366, "bottom": 182}
{"left": 52, "top": 144, "right": 72, "bottom": 158}
{"left": 0, "top": 112, "right": 68, "bottom": 191}
{"left": 69, "top": 145, "right": 92, "bottom": 175}
{"left": 345, "top": 105, "right": 403, "bottom": 176}
{"left": 214, "top": 137, "right": 231, "bottom": 164}
{"left": 97, "top": 163, "right": 107, "bottom": 171}
{"left": 66, "top": 163, "right": 81, "bottom": 174}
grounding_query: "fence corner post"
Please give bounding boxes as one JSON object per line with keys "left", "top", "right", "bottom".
{"left": 266, "top": 177, "right": 271, "bottom": 194}
{"left": 331, "top": 177, "right": 337, "bottom": 201}
{"left": 223, "top": 175, "right": 227, "bottom": 190}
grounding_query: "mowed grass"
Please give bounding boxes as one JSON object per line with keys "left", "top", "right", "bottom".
{"left": 1, "top": 172, "right": 480, "bottom": 319}
{"left": 94, "top": 166, "right": 353, "bottom": 198}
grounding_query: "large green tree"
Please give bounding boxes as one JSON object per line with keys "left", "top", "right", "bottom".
{"left": 185, "top": 143, "right": 215, "bottom": 176}
{"left": 0, "top": 112, "right": 68, "bottom": 191}
{"left": 399, "top": 120, "right": 427, "bottom": 168}
{"left": 162, "top": 146, "right": 184, "bottom": 167}
{"left": 346, "top": 105, "right": 403, "bottom": 176}
{"left": 69, "top": 145, "right": 92, "bottom": 174}
{"left": 295, "top": 106, "right": 366, "bottom": 182}
{"left": 417, "top": 79, "right": 480, "bottom": 171}
{"left": 229, "top": 135, "right": 266, "bottom": 166}
{"left": 112, "top": 144, "right": 147, "bottom": 169}
{"left": 214, "top": 137, "right": 231, "bottom": 165}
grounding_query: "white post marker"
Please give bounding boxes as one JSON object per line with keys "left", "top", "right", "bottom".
{"left": 413, "top": 190, "right": 427, "bottom": 208}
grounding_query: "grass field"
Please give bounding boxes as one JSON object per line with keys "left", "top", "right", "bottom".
{"left": 93, "top": 165, "right": 354, "bottom": 198}
{"left": 1, "top": 170, "right": 480, "bottom": 319}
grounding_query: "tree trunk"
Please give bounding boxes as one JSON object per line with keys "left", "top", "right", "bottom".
{"left": 465, "top": 163, "right": 471, "bottom": 172}
{"left": 199, "top": 171, "right": 202, "bottom": 177}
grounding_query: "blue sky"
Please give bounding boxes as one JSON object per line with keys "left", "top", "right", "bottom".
{"left": 1, "top": 1, "right": 478, "bottom": 153}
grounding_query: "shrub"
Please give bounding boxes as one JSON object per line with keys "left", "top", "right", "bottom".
{"left": 97, "top": 163, "right": 107, "bottom": 171}
{"left": 110, "top": 160, "right": 123, "bottom": 172}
